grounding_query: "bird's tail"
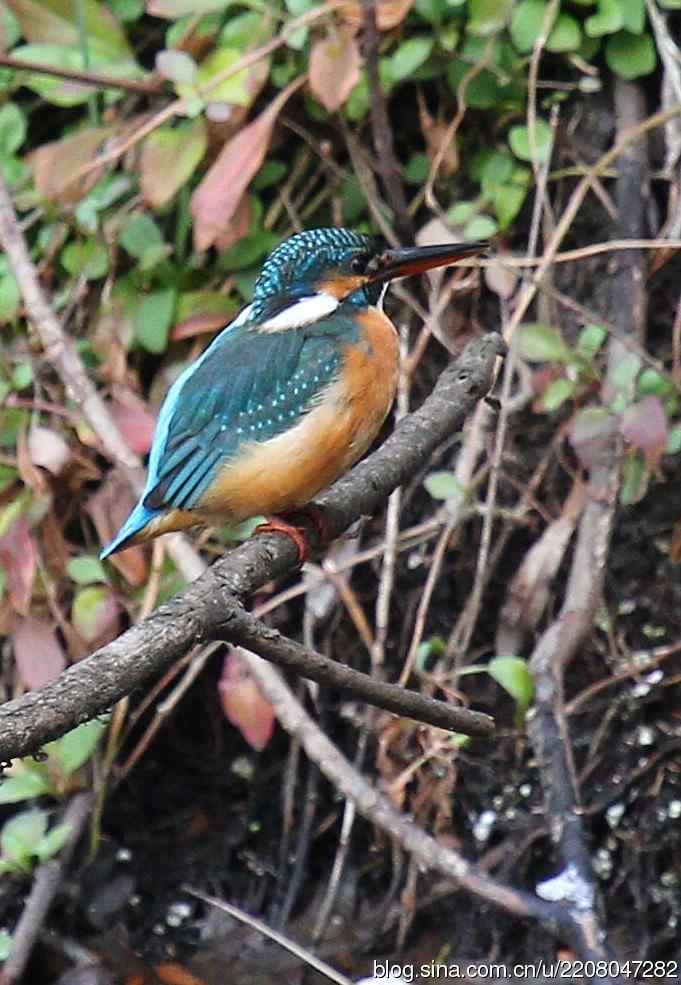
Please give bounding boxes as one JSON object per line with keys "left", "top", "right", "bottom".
{"left": 99, "top": 501, "right": 160, "bottom": 559}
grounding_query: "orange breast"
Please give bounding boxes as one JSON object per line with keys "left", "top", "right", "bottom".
{"left": 197, "top": 306, "right": 399, "bottom": 523}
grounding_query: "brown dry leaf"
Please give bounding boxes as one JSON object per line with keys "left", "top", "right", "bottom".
{"left": 496, "top": 481, "right": 586, "bottom": 655}
{"left": 13, "top": 615, "right": 66, "bottom": 689}
{"left": 218, "top": 648, "right": 275, "bottom": 752}
{"left": 31, "top": 126, "right": 113, "bottom": 204}
{"left": 309, "top": 28, "right": 360, "bottom": 112}
{"left": 87, "top": 473, "right": 147, "bottom": 586}
{"left": 0, "top": 515, "right": 36, "bottom": 616}
{"left": 191, "top": 76, "right": 304, "bottom": 251}
{"left": 341, "top": 0, "right": 413, "bottom": 31}
{"left": 16, "top": 426, "right": 48, "bottom": 494}
{"left": 417, "top": 89, "right": 457, "bottom": 176}
{"left": 140, "top": 117, "right": 207, "bottom": 209}
{"left": 108, "top": 394, "right": 157, "bottom": 455}
{"left": 28, "top": 425, "right": 71, "bottom": 475}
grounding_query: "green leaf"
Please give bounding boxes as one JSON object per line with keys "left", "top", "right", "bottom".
{"left": 389, "top": 37, "right": 433, "bottom": 82}
{"left": 467, "top": 0, "right": 512, "bottom": 36}
{"left": 71, "top": 585, "right": 117, "bottom": 642}
{"left": 0, "top": 767, "right": 51, "bottom": 804}
{"left": 45, "top": 719, "right": 107, "bottom": 778}
{"left": 487, "top": 657, "right": 534, "bottom": 718}
{"left": 140, "top": 117, "right": 207, "bottom": 209}
{"left": 11, "top": 44, "right": 96, "bottom": 106}
{"left": 424, "top": 471, "right": 465, "bottom": 500}
{"left": 120, "top": 213, "right": 164, "bottom": 260}
{"left": 540, "top": 377, "right": 576, "bottom": 411}
{"left": 480, "top": 150, "right": 514, "bottom": 194}
{"left": 254, "top": 160, "right": 287, "bottom": 190}
{"left": 66, "top": 555, "right": 107, "bottom": 585}
{"left": 7, "top": 0, "right": 135, "bottom": 64}
{"left": 620, "top": 449, "right": 647, "bottom": 505}
{"left": 220, "top": 10, "right": 266, "bottom": 47}
{"left": 547, "top": 13, "right": 581, "bottom": 52}
{"left": 493, "top": 167, "right": 531, "bottom": 229}
{"left": 620, "top": 0, "right": 644, "bottom": 32}
{"left": 448, "top": 200, "right": 478, "bottom": 225}
{"left": 463, "top": 214, "right": 498, "bottom": 239}
{"left": 62, "top": 240, "right": 109, "bottom": 280}
{"left": 0, "top": 273, "right": 20, "bottom": 323}
{"left": 148, "top": 0, "right": 231, "bottom": 15}
{"left": 195, "top": 46, "right": 253, "bottom": 105}
{"left": 605, "top": 31, "right": 656, "bottom": 79}
{"left": 659, "top": 0, "right": 681, "bottom": 7}
{"left": 508, "top": 118, "right": 554, "bottom": 164}
{"left": 610, "top": 352, "right": 641, "bottom": 392}
{"left": 666, "top": 425, "right": 681, "bottom": 455}
{"left": 11, "top": 361, "right": 33, "bottom": 390}
{"left": 34, "top": 820, "right": 72, "bottom": 861}
{"left": 134, "top": 288, "right": 176, "bottom": 353}
{"left": 585, "top": 0, "right": 623, "bottom": 37}
{"left": 488, "top": 656, "right": 534, "bottom": 721}
{"left": 637, "top": 368, "right": 673, "bottom": 397}
{"left": 0, "top": 930, "right": 12, "bottom": 961}
{"left": 0, "top": 103, "right": 26, "bottom": 158}
{"left": 1, "top": 808, "right": 47, "bottom": 863}
{"left": 577, "top": 323, "right": 607, "bottom": 361}
{"left": 510, "top": 0, "right": 545, "bottom": 52}
{"left": 404, "top": 152, "right": 430, "bottom": 185}
{"left": 518, "top": 322, "right": 569, "bottom": 362}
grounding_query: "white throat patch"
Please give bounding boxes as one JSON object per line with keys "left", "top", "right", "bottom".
{"left": 259, "top": 292, "right": 339, "bottom": 332}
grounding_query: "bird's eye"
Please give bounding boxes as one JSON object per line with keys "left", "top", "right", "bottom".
{"left": 350, "top": 256, "right": 366, "bottom": 274}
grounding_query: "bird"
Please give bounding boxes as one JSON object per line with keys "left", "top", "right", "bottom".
{"left": 101, "top": 228, "right": 486, "bottom": 562}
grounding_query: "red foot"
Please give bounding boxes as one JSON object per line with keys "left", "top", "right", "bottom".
{"left": 254, "top": 515, "right": 309, "bottom": 564}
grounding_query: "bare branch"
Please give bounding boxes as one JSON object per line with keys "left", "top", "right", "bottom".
{"left": 0, "top": 334, "right": 504, "bottom": 762}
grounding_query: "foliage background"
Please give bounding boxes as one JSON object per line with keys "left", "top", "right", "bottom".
{"left": 0, "top": 0, "right": 680, "bottom": 979}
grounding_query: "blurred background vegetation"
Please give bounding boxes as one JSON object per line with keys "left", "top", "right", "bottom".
{"left": 1, "top": 0, "right": 681, "bottom": 979}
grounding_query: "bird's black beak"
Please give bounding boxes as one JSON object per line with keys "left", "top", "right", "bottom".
{"left": 365, "top": 241, "right": 488, "bottom": 283}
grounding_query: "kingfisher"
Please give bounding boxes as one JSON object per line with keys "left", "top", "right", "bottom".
{"left": 101, "top": 228, "right": 486, "bottom": 562}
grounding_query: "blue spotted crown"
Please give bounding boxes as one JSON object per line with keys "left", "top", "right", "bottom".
{"left": 251, "top": 228, "right": 378, "bottom": 315}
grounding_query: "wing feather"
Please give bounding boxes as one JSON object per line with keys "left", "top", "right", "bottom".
{"left": 143, "top": 321, "right": 345, "bottom": 514}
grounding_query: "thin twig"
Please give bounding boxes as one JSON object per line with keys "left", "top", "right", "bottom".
{"left": 361, "top": 0, "right": 412, "bottom": 242}
{"left": 0, "top": 53, "right": 162, "bottom": 94}
{"left": 1, "top": 793, "right": 93, "bottom": 985}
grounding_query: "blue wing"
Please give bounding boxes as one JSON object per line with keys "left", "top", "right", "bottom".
{"left": 100, "top": 309, "right": 355, "bottom": 557}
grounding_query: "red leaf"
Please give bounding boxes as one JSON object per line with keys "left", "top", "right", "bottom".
{"left": 13, "top": 616, "right": 66, "bottom": 689}
{"left": 309, "top": 29, "right": 360, "bottom": 112}
{"left": 218, "top": 648, "right": 275, "bottom": 751}
{"left": 213, "top": 192, "right": 251, "bottom": 253}
{"left": 108, "top": 396, "right": 157, "bottom": 455}
{"left": 191, "top": 76, "right": 304, "bottom": 251}
{"left": 0, "top": 515, "right": 36, "bottom": 615}
{"left": 620, "top": 396, "right": 668, "bottom": 467}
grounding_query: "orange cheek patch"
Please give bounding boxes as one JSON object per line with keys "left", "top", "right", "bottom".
{"left": 318, "top": 274, "right": 367, "bottom": 300}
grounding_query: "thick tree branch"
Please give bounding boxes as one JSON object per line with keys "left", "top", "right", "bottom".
{"left": 0, "top": 333, "right": 504, "bottom": 762}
